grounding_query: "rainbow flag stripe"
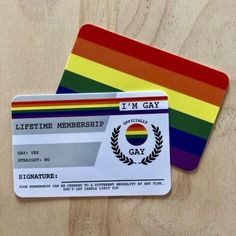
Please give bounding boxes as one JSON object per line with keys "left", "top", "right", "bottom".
{"left": 56, "top": 24, "right": 229, "bottom": 171}
{"left": 11, "top": 96, "right": 168, "bottom": 119}
{"left": 125, "top": 124, "right": 148, "bottom": 146}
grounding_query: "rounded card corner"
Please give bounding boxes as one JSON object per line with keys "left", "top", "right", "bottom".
{"left": 157, "top": 90, "right": 168, "bottom": 97}
{"left": 11, "top": 95, "right": 21, "bottom": 103}
{"left": 14, "top": 187, "right": 26, "bottom": 199}
{"left": 160, "top": 183, "right": 171, "bottom": 196}
{"left": 221, "top": 72, "right": 230, "bottom": 90}
{"left": 78, "top": 23, "right": 96, "bottom": 35}
{"left": 185, "top": 164, "right": 199, "bottom": 173}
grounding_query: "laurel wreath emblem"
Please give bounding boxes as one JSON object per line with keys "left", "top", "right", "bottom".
{"left": 111, "top": 126, "right": 136, "bottom": 165}
{"left": 111, "top": 124, "right": 163, "bottom": 165}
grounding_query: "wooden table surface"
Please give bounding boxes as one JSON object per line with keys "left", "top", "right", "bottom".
{"left": 0, "top": 1, "right": 236, "bottom": 235}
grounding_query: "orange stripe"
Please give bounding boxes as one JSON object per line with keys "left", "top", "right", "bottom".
{"left": 72, "top": 38, "right": 224, "bottom": 106}
{"left": 78, "top": 24, "right": 228, "bottom": 89}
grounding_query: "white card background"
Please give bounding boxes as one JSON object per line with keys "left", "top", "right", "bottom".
{"left": 12, "top": 91, "right": 171, "bottom": 198}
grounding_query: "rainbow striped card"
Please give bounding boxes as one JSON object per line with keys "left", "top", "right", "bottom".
{"left": 56, "top": 24, "right": 229, "bottom": 171}
{"left": 11, "top": 91, "right": 171, "bottom": 197}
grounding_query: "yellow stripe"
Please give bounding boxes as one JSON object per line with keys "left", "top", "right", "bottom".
{"left": 126, "top": 131, "right": 147, "bottom": 135}
{"left": 65, "top": 54, "right": 219, "bottom": 123}
{"left": 12, "top": 103, "right": 118, "bottom": 111}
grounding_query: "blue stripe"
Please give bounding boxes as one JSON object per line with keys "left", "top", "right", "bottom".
{"left": 127, "top": 137, "right": 147, "bottom": 146}
{"left": 56, "top": 86, "right": 76, "bottom": 94}
{"left": 170, "top": 127, "right": 206, "bottom": 156}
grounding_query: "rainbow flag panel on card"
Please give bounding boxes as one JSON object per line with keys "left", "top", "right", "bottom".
{"left": 56, "top": 24, "right": 229, "bottom": 171}
{"left": 11, "top": 96, "right": 168, "bottom": 119}
{"left": 125, "top": 123, "right": 148, "bottom": 146}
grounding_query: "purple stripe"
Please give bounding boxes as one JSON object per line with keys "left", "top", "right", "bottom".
{"left": 170, "top": 147, "right": 201, "bottom": 171}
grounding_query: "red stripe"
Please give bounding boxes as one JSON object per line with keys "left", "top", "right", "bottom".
{"left": 127, "top": 124, "right": 146, "bottom": 131}
{"left": 78, "top": 24, "right": 229, "bottom": 90}
{"left": 12, "top": 96, "right": 167, "bottom": 107}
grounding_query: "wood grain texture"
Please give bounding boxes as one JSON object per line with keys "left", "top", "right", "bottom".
{"left": 0, "top": 0, "right": 235, "bottom": 235}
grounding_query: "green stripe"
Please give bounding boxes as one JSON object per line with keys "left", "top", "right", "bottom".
{"left": 59, "top": 71, "right": 212, "bottom": 139}
{"left": 169, "top": 109, "right": 212, "bottom": 140}
{"left": 126, "top": 134, "right": 147, "bottom": 139}
{"left": 12, "top": 107, "right": 118, "bottom": 113}
{"left": 61, "top": 70, "right": 122, "bottom": 93}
